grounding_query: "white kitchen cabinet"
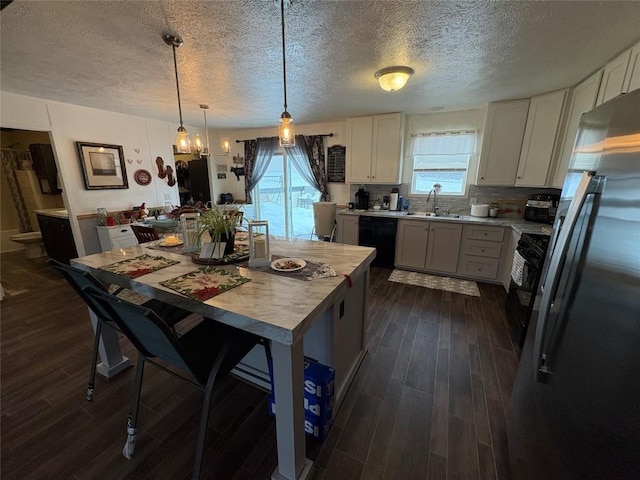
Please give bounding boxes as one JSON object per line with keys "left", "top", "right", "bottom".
{"left": 623, "top": 41, "right": 640, "bottom": 94}
{"left": 457, "top": 225, "right": 507, "bottom": 282}
{"left": 336, "top": 214, "right": 359, "bottom": 245}
{"left": 96, "top": 225, "right": 138, "bottom": 252}
{"left": 595, "top": 49, "right": 632, "bottom": 106}
{"left": 395, "top": 219, "right": 462, "bottom": 274}
{"left": 551, "top": 70, "right": 602, "bottom": 188}
{"left": 476, "top": 99, "right": 530, "bottom": 186}
{"left": 515, "top": 89, "right": 568, "bottom": 187}
{"left": 346, "top": 113, "right": 403, "bottom": 184}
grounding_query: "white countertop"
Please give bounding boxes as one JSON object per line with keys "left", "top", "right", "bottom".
{"left": 35, "top": 208, "right": 69, "bottom": 219}
{"left": 337, "top": 208, "right": 552, "bottom": 236}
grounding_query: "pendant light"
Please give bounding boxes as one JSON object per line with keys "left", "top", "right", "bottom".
{"left": 163, "top": 34, "right": 191, "bottom": 154}
{"left": 375, "top": 66, "right": 414, "bottom": 92}
{"left": 196, "top": 104, "right": 230, "bottom": 157}
{"left": 278, "top": 0, "right": 295, "bottom": 147}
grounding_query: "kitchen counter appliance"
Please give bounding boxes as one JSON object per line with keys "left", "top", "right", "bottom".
{"left": 358, "top": 216, "right": 397, "bottom": 268}
{"left": 355, "top": 187, "right": 369, "bottom": 210}
{"left": 506, "top": 88, "right": 640, "bottom": 479}
{"left": 523, "top": 193, "right": 559, "bottom": 224}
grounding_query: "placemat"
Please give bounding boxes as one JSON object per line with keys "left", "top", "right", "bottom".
{"left": 99, "top": 254, "right": 179, "bottom": 279}
{"left": 160, "top": 267, "right": 250, "bottom": 301}
{"left": 241, "top": 255, "right": 337, "bottom": 281}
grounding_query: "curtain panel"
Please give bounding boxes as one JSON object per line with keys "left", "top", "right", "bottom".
{"left": 285, "top": 135, "right": 329, "bottom": 201}
{"left": 243, "top": 137, "right": 278, "bottom": 203}
{"left": 1, "top": 149, "right": 33, "bottom": 232}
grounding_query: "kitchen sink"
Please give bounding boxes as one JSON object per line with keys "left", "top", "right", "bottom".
{"left": 407, "top": 212, "right": 462, "bottom": 219}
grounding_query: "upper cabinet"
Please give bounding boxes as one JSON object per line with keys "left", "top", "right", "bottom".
{"left": 346, "top": 113, "right": 404, "bottom": 184}
{"left": 515, "top": 89, "right": 568, "bottom": 187}
{"left": 476, "top": 99, "right": 530, "bottom": 186}
{"left": 595, "top": 49, "right": 632, "bottom": 106}
{"left": 594, "top": 40, "right": 640, "bottom": 106}
{"left": 623, "top": 41, "right": 640, "bottom": 94}
{"left": 551, "top": 70, "right": 602, "bottom": 188}
{"left": 28, "top": 143, "right": 62, "bottom": 194}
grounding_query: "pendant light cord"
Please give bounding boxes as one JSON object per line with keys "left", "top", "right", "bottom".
{"left": 280, "top": 0, "right": 288, "bottom": 113}
{"left": 172, "top": 43, "right": 185, "bottom": 128}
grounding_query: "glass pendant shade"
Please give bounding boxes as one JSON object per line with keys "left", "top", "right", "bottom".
{"left": 175, "top": 127, "right": 191, "bottom": 154}
{"left": 221, "top": 137, "right": 230, "bottom": 155}
{"left": 193, "top": 134, "right": 203, "bottom": 154}
{"left": 279, "top": 113, "right": 295, "bottom": 147}
{"left": 375, "top": 66, "right": 414, "bottom": 92}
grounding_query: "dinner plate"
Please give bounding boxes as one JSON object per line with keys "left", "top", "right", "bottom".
{"left": 159, "top": 239, "right": 184, "bottom": 247}
{"left": 270, "top": 258, "right": 306, "bottom": 272}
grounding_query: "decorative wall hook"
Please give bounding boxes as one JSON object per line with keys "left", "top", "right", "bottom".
{"left": 155, "top": 156, "right": 176, "bottom": 186}
{"left": 127, "top": 158, "right": 133, "bottom": 164}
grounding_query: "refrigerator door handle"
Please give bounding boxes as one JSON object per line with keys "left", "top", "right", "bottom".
{"left": 532, "top": 172, "right": 593, "bottom": 383}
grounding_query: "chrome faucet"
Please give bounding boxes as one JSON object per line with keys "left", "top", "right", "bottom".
{"left": 426, "top": 183, "right": 442, "bottom": 214}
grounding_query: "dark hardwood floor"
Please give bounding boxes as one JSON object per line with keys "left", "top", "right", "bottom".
{"left": 1, "top": 252, "right": 518, "bottom": 479}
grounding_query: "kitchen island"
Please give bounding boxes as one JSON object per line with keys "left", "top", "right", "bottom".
{"left": 71, "top": 238, "right": 375, "bottom": 480}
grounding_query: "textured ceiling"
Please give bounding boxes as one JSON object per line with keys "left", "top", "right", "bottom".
{"left": 1, "top": 1, "right": 639, "bottom": 130}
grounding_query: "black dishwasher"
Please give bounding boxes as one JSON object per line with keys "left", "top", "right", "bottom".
{"left": 358, "top": 216, "right": 397, "bottom": 268}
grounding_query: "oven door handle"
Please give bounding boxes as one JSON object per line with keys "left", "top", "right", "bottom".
{"left": 532, "top": 172, "right": 592, "bottom": 383}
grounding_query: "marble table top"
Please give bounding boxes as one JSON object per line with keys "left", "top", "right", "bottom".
{"left": 71, "top": 238, "right": 376, "bottom": 345}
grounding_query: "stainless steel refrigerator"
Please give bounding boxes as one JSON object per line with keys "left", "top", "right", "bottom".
{"left": 506, "top": 88, "right": 640, "bottom": 480}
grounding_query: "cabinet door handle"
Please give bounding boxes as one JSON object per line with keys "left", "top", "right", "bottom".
{"left": 481, "top": 248, "right": 485, "bottom": 252}
{"left": 477, "top": 267, "right": 482, "bottom": 271}
{"left": 517, "top": 175, "right": 522, "bottom": 179}
{"left": 482, "top": 232, "right": 487, "bottom": 236}
{"left": 480, "top": 176, "right": 484, "bottom": 179}
{"left": 120, "top": 229, "right": 128, "bottom": 233}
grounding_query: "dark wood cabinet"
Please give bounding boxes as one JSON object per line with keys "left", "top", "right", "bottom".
{"left": 37, "top": 214, "right": 78, "bottom": 264}
{"left": 188, "top": 158, "right": 211, "bottom": 204}
{"left": 29, "top": 143, "right": 61, "bottom": 194}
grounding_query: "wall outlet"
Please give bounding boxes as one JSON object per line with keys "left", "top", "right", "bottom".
{"left": 164, "top": 193, "right": 171, "bottom": 200}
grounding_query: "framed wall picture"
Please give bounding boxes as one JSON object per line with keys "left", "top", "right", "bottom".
{"left": 76, "top": 141, "right": 128, "bottom": 190}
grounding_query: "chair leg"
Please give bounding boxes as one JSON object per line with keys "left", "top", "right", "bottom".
{"left": 123, "top": 354, "right": 146, "bottom": 460}
{"left": 87, "top": 318, "right": 103, "bottom": 401}
{"left": 192, "top": 344, "right": 231, "bottom": 480}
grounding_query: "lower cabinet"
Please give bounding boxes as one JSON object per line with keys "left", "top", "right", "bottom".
{"left": 37, "top": 214, "right": 78, "bottom": 264}
{"left": 456, "top": 225, "right": 507, "bottom": 282}
{"left": 395, "top": 220, "right": 462, "bottom": 274}
{"left": 336, "top": 214, "right": 359, "bottom": 245}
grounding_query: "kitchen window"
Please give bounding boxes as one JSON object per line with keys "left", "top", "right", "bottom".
{"left": 410, "top": 130, "right": 477, "bottom": 195}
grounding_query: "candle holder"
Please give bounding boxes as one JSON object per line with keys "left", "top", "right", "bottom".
{"left": 248, "top": 220, "right": 270, "bottom": 267}
{"left": 180, "top": 212, "right": 201, "bottom": 253}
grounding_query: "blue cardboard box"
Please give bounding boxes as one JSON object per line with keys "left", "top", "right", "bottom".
{"left": 267, "top": 357, "right": 335, "bottom": 441}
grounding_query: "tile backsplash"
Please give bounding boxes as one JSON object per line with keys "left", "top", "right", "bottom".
{"left": 349, "top": 184, "right": 561, "bottom": 218}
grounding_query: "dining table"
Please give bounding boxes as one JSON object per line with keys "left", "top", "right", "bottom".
{"left": 71, "top": 237, "right": 375, "bottom": 480}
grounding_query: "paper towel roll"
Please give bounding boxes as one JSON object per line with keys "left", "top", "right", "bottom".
{"left": 511, "top": 250, "right": 526, "bottom": 287}
{"left": 390, "top": 192, "right": 399, "bottom": 211}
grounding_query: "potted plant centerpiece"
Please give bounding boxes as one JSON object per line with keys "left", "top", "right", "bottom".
{"left": 195, "top": 204, "right": 242, "bottom": 256}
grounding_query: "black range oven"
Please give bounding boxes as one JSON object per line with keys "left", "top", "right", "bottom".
{"left": 505, "top": 233, "right": 551, "bottom": 354}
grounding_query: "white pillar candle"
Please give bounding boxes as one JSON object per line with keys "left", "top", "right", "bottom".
{"left": 254, "top": 237, "right": 266, "bottom": 258}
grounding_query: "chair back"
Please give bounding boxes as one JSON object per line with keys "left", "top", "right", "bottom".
{"left": 85, "top": 286, "right": 192, "bottom": 373}
{"left": 131, "top": 224, "right": 160, "bottom": 243}
{"left": 49, "top": 259, "right": 115, "bottom": 323}
{"left": 313, "top": 202, "right": 337, "bottom": 238}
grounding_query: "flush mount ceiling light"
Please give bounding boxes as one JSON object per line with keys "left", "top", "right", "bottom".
{"left": 163, "top": 34, "right": 191, "bottom": 154}
{"left": 193, "top": 104, "right": 230, "bottom": 157}
{"left": 375, "top": 66, "right": 415, "bottom": 92}
{"left": 277, "top": 0, "right": 295, "bottom": 147}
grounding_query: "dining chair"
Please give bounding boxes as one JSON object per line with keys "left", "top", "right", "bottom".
{"left": 130, "top": 224, "right": 160, "bottom": 243}
{"left": 84, "top": 285, "right": 264, "bottom": 480}
{"left": 49, "top": 259, "right": 193, "bottom": 401}
{"left": 311, "top": 201, "right": 337, "bottom": 242}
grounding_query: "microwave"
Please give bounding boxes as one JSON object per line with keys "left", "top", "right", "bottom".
{"left": 523, "top": 194, "right": 560, "bottom": 224}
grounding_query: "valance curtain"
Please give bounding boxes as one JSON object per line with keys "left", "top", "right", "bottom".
{"left": 243, "top": 137, "right": 279, "bottom": 203}
{"left": 285, "top": 135, "right": 329, "bottom": 201}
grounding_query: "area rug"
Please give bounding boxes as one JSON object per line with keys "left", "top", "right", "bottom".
{"left": 388, "top": 269, "right": 480, "bottom": 297}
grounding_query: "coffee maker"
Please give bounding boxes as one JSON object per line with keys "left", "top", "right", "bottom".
{"left": 355, "top": 187, "right": 369, "bottom": 210}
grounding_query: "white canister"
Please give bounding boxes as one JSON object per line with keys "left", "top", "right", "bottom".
{"left": 470, "top": 204, "right": 490, "bottom": 217}
{"left": 389, "top": 192, "right": 399, "bottom": 211}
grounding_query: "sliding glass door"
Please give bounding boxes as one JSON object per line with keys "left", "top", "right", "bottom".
{"left": 243, "top": 153, "right": 319, "bottom": 239}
